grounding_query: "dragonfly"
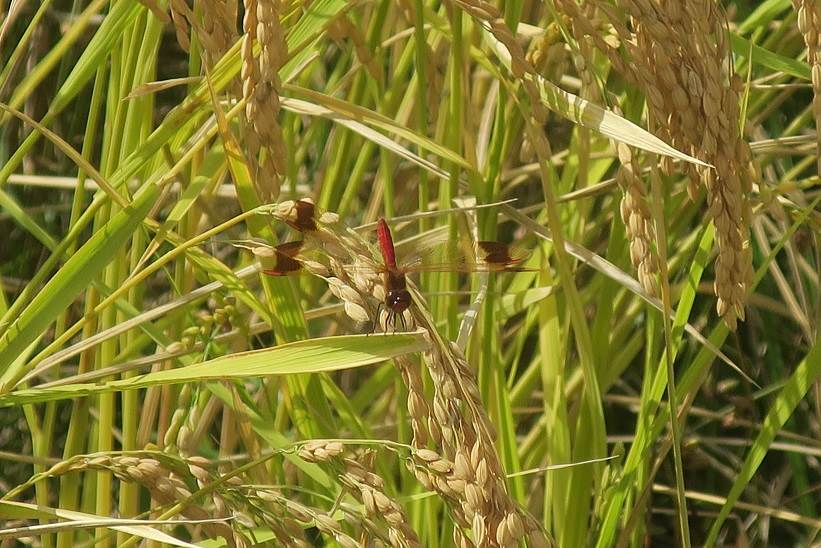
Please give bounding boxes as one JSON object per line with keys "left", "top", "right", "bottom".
{"left": 262, "top": 202, "right": 530, "bottom": 329}
{"left": 370, "top": 218, "right": 530, "bottom": 329}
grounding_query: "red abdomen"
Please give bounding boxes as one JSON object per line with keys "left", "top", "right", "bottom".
{"left": 376, "top": 218, "right": 398, "bottom": 268}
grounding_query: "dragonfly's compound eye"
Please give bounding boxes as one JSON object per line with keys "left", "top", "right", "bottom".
{"left": 386, "top": 289, "right": 412, "bottom": 313}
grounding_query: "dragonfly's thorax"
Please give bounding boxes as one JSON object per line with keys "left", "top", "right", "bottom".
{"left": 383, "top": 267, "right": 406, "bottom": 290}
{"left": 383, "top": 267, "right": 411, "bottom": 312}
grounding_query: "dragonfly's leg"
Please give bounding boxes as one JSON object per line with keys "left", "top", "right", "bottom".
{"left": 398, "top": 310, "right": 406, "bottom": 332}
{"left": 371, "top": 302, "right": 382, "bottom": 336}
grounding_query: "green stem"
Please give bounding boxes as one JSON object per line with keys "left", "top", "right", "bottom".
{"left": 414, "top": 0, "right": 430, "bottom": 232}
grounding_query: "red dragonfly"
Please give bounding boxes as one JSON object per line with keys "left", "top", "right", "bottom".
{"left": 263, "top": 203, "right": 530, "bottom": 329}
{"left": 371, "top": 219, "right": 529, "bottom": 329}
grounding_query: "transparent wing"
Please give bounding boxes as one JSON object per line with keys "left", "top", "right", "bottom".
{"left": 230, "top": 239, "right": 321, "bottom": 277}
{"left": 400, "top": 239, "right": 533, "bottom": 273}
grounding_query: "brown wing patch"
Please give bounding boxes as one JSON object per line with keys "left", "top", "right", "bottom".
{"left": 477, "top": 241, "right": 531, "bottom": 271}
{"left": 263, "top": 240, "right": 305, "bottom": 276}
{"left": 286, "top": 199, "right": 318, "bottom": 232}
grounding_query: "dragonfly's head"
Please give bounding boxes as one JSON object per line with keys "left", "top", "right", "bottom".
{"left": 385, "top": 288, "right": 412, "bottom": 313}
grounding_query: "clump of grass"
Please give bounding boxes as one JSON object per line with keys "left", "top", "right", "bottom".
{"left": 0, "top": 1, "right": 818, "bottom": 547}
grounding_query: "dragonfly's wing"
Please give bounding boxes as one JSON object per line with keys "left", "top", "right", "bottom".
{"left": 400, "top": 239, "right": 533, "bottom": 273}
{"left": 292, "top": 199, "right": 318, "bottom": 231}
{"left": 267, "top": 198, "right": 340, "bottom": 232}
{"left": 242, "top": 221, "right": 532, "bottom": 277}
{"left": 232, "top": 239, "right": 325, "bottom": 276}
{"left": 262, "top": 241, "right": 307, "bottom": 276}
{"left": 476, "top": 241, "right": 532, "bottom": 270}
{"left": 392, "top": 225, "right": 450, "bottom": 258}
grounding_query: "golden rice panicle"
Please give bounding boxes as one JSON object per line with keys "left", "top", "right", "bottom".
{"left": 407, "top": 302, "right": 554, "bottom": 547}
{"left": 250, "top": 490, "right": 316, "bottom": 547}
{"left": 656, "top": 2, "right": 753, "bottom": 328}
{"left": 201, "top": 0, "right": 238, "bottom": 66}
{"left": 684, "top": 3, "right": 754, "bottom": 330}
{"left": 242, "top": 0, "right": 288, "bottom": 203}
{"left": 297, "top": 439, "right": 346, "bottom": 463}
{"left": 795, "top": 0, "right": 821, "bottom": 178}
{"left": 168, "top": 0, "right": 193, "bottom": 51}
{"left": 241, "top": 0, "right": 261, "bottom": 179}
{"left": 616, "top": 142, "right": 659, "bottom": 296}
{"left": 341, "top": 453, "right": 421, "bottom": 547}
{"left": 557, "top": 7, "right": 661, "bottom": 298}
{"left": 15, "top": 454, "right": 241, "bottom": 543}
{"left": 554, "top": 0, "right": 754, "bottom": 329}
{"left": 296, "top": 442, "right": 421, "bottom": 546}
{"left": 395, "top": 355, "right": 432, "bottom": 447}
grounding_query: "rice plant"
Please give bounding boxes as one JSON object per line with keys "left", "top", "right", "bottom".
{"left": 0, "top": 0, "right": 818, "bottom": 546}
